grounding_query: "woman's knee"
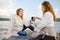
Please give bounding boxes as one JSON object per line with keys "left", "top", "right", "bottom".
{"left": 29, "top": 25, "right": 34, "bottom": 31}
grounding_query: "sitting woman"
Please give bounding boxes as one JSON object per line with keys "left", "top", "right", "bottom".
{"left": 17, "top": 17, "right": 37, "bottom": 36}
{"left": 10, "top": 8, "right": 25, "bottom": 36}
{"left": 30, "top": 1, "right": 56, "bottom": 40}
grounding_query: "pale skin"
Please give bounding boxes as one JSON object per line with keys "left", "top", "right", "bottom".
{"left": 17, "top": 10, "right": 23, "bottom": 21}
{"left": 18, "top": 10, "right": 23, "bottom": 19}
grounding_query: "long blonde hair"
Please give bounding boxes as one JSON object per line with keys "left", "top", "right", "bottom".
{"left": 16, "top": 8, "right": 23, "bottom": 20}
{"left": 42, "top": 1, "right": 56, "bottom": 21}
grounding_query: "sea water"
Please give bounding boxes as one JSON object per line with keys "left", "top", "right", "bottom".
{"left": 0, "top": 21, "right": 60, "bottom": 40}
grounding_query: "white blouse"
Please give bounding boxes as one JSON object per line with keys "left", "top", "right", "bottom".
{"left": 31, "top": 12, "right": 56, "bottom": 38}
{"left": 31, "top": 12, "right": 55, "bottom": 37}
{"left": 10, "top": 14, "right": 24, "bottom": 36}
{"left": 37, "top": 12, "right": 54, "bottom": 30}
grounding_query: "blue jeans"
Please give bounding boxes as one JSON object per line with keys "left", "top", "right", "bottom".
{"left": 17, "top": 25, "right": 34, "bottom": 36}
{"left": 22, "top": 24, "right": 34, "bottom": 31}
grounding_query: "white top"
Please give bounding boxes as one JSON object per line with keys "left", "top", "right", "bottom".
{"left": 37, "top": 12, "right": 54, "bottom": 30}
{"left": 10, "top": 14, "right": 24, "bottom": 36}
{"left": 31, "top": 12, "right": 55, "bottom": 38}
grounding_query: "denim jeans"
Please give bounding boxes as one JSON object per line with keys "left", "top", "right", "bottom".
{"left": 22, "top": 24, "right": 34, "bottom": 31}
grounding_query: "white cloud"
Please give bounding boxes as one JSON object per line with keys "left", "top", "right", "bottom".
{"left": 0, "top": 0, "right": 16, "bottom": 17}
{"left": 0, "top": 9, "right": 15, "bottom": 16}
{"left": 0, "top": 0, "right": 12, "bottom": 9}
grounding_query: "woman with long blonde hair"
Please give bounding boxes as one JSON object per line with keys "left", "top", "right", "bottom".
{"left": 31, "top": 1, "right": 56, "bottom": 40}
{"left": 10, "top": 8, "right": 24, "bottom": 36}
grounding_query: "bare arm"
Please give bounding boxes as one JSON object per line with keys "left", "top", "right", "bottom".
{"left": 34, "top": 17, "right": 41, "bottom": 20}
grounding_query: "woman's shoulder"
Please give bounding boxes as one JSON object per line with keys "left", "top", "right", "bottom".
{"left": 44, "top": 12, "right": 53, "bottom": 17}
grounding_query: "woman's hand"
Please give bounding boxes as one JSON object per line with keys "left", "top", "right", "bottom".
{"left": 40, "top": 27, "right": 46, "bottom": 31}
{"left": 34, "top": 17, "right": 41, "bottom": 20}
{"left": 33, "top": 30, "right": 37, "bottom": 32}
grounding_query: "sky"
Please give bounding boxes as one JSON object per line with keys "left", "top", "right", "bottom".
{"left": 0, "top": 0, "right": 60, "bottom": 19}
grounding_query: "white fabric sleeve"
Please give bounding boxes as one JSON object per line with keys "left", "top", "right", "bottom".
{"left": 40, "top": 12, "right": 54, "bottom": 29}
{"left": 14, "top": 16, "right": 23, "bottom": 27}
